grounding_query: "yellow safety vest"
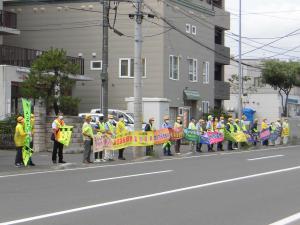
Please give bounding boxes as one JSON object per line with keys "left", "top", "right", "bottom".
{"left": 14, "top": 123, "right": 26, "bottom": 147}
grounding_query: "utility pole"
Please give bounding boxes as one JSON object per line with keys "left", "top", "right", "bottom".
{"left": 133, "top": 0, "right": 143, "bottom": 158}
{"left": 101, "top": 0, "right": 109, "bottom": 120}
{"left": 238, "top": 0, "right": 242, "bottom": 120}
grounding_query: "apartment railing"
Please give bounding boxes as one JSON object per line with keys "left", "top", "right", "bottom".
{"left": 0, "top": 45, "right": 85, "bottom": 75}
{"left": 0, "top": 10, "right": 17, "bottom": 29}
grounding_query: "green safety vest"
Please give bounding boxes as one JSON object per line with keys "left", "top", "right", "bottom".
{"left": 97, "top": 122, "right": 106, "bottom": 134}
{"left": 227, "top": 123, "right": 234, "bottom": 133}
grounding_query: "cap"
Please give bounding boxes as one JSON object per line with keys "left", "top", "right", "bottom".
{"left": 108, "top": 114, "right": 114, "bottom": 119}
{"left": 228, "top": 118, "right": 233, "bottom": 122}
{"left": 235, "top": 118, "right": 240, "bottom": 122}
{"left": 149, "top": 117, "right": 155, "bottom": 121}
{"left": 215, "top": 118, "right": 219, "bottom": 121}
{"left": 17, "top": 116, "right": 24, "bottom": 122}
{"left": 31, "top": 114, "right": 34, "bottom": 118}
{"left": 163, "top": 115, "right": 169, "bottom": 120}
{"left": 220, "top": 116, "right": 224, "bottom": 120}
{"left": 85, "top": 114, "right": 92, "bottom": 120}
{"left": 208, "top": 115, "right": 213, "bottom": 120}
{"left": 176, "top": 116, "right": 181, "bottom": 120}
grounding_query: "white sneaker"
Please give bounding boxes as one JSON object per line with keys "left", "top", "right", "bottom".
{"left": 100, "top": 159, "right": 107, "bottom": 162}
{"left": 95, "top": 159, "right": 101, "bottom": 163}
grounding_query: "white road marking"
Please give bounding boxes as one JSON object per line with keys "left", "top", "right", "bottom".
{"left": 0, "top": 145, "right": 298, "bottom": 179}
{"left": 1, "top": 165, "right": 300, "bottom": 225}
{"left": 88, "top": 170, "right": 173, "bottom": 183}
{"left": 269, "top": 211, "right": 300, "bottom": 225}
{"left": 247, "top": 155, "right": 284, "bottom": 161}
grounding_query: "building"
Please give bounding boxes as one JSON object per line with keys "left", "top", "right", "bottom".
{"left": 3, "top": 0, "right": 231, "bottom": 121}
{"left": 0, "top": 0, "right": 85, "bottom": 118}
{"left": 224, "top": 59, "right": 300, "bottom": 122}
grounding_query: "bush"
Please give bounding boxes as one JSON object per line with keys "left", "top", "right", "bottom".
{"left": 58, "top": 96, "right": 81, "bottom": 116}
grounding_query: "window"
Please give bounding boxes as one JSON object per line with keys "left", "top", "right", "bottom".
{"left": 202, "top": 101, "right": 210, "bottom": 113}
{"left": 119, "top": 58, "right": 146, "bottom": 78}
{"left": 186, "top": 24, "right": 191, "bottom": 33}
{"left": 90, "top": 60, "right": 102, "bottom": 70}
{"left": 192, "top": 25, "right": 197, "bottom": 35}
{"left": 178, "top": 107, "right": 184, "bottom": 116}
{"left": 169, "top": 55, "right": 179, "bottom": 80}
{"left": 202, "top": 61, "right": 209, "bottom": 84}
{"left": 188, "top": 58, "right": 198, "bottom": 82}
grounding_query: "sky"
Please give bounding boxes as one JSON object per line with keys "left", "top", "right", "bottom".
{"left": 225, "top": 0, "right": 300, "bottom": 60}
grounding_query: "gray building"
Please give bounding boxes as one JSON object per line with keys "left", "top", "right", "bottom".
{"left": 3, "top": 0, "right": 230, "bottom": 121}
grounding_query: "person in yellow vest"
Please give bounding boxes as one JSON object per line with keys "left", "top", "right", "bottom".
{"left": 251, "top": 119, "right": 259, "bottom": 146}
{"left": 174, "top": 116, "right": 183, "bottom": 154}
{"left": 27, "top": 114, "right": 35, "bottom": 166}
{"left": 145, "top": 117, "right": 155, "bottom": 156}
{"left": 240, "top": 115, "right": 248, "bottom": 132}
{"left": 233, "top": 118, "right": 241, "bottom": 149}
{"left": 14, "top": 116, "right": 27, "bottom": 167}
{"left": 206, "top": 115, "right": 214, "bottom": 152}
{"left": 116, "top": 114, "right": 127, "bottom": 160}
{"left": 162, "top": 115, "right": 173, "bottom": 156}
{"left": 105, "top": 114, "right": 116, "bottom": 161}
{"left": 213, "top": 118, "right": 218, "bottom": 132}
{"left": 282, "top": 118, "right": 290, "bottom": 145}
{"left": 261, "top": 118, "right": 269, "bottom": 146}
{"left": 216, "top": 116, "right": 225, "bottom": 151}
{"left": 51, "top": 112, "right": 66, "bottom": 164}
{"left": 82, "top": 114, "right": 94, "bottom": 164}
{"left": 275, "top": 119, "right": 282, "bottom": 145}
{"left": 226, "top": 117, "right": 235, "bottom": 150}
{"left": 188, "top": 118, "right": 197, "bottom": 152}
{"left": 94, "top": 115, "right": 106, "bottom": 163}
{"left": 196, "top": 119, "right": 205, "bottom": 152}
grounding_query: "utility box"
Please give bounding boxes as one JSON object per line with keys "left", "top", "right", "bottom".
{"left": 125, "top": 97, "right": 170, "bottom": 129}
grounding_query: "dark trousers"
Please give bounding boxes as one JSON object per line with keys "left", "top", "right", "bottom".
{"left": 146, "top": 145, "right": 154, "bottom": 156}
{"left": 217, "top": 142, "right": 223, "bottom": 151}
{"left": 83, "top": 140, "right": 92, "bottom": 162}
{"left": 163, "top": 143, "right": 171, "bottom": 156}
{"left": 15, "top": 146, "right": 23, "bottom": 165}
{"left": 228, "top": 141, "right": 233, "bottom": 150}
{"left": 175, "top": 139, "right": 181, "bottom": 153}
{"left": 94, "top": 151, "right": 103, "bottom": 159}
{"left": 262, "top": 140, "right": 269, "bottom": 146}
{"left": 196, "top": 143, "right": 202, "bottom": 152}
{"left": 119, "top": 148, "right": 125, "bottom": 158}
{"left": 52, "top": 140, "right": 64, "bottom": 162}
{"left": 208, "top": 144, "right": 214, "bottom": 151}
{"left": 28, "top": 141, "right": 34, "bottom": 164}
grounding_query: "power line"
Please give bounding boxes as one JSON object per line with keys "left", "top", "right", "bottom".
{"left": 143, "top": 3, "right": 263, "bottom": 70}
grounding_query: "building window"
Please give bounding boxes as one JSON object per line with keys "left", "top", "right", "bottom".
{"left": 202, "top": 101, "right": 210, "bottom": 113}
{"left": 178, "top": 107, "right": 184, "bottom": 116}
{"left": 186, "top": 24, "right": 191, "bottom": 33}
{"left": 90, "top": 60, "right": 102, "bottom": 70}
{"left": 188, "top": 58, "right": 198, "bottom": 82}
{"left": 192, "top": 25, "right": 197, "bottom": 35}
{"left": 203, "top": 61, "right": 209, "bottom": 84}
{"left": 119, "top": 58, "right": 146, "bottom": 78}
{"left": 169, "top": 55, "right": 179, "bottom": 80}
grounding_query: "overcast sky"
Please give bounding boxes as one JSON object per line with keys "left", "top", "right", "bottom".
{"left": 225, "top": 0, "right": 300, "bottom": 60}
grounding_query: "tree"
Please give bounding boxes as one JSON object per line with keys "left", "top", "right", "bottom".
{"left": 228, "top": 74, "right": 257, "bottom": 94}
{"left": 262, "top": 60, "right": 300, "bottom": 117}
{"left": 21, "top": 48, "right": 80, "bottom": 115}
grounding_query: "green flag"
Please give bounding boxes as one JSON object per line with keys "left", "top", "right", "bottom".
{"left": 22, "top": 99, "right": 33, "bottom": 166}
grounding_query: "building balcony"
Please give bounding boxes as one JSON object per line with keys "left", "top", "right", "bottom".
{"left": 215, "top": 44, "right": 230, "bottom": 65}
{"left": 214, "top": 80, "right": 230, "bottom": 100}
{"left": 0, "top": 10, "right": 20, "bottom": 35}
{"left": 213, "top": 7, "right": 230, "bottom": 30}
{"left": 0, "top": 45, "right": 85, "bottom": 75}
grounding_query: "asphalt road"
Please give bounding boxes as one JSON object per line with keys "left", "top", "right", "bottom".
{"left": 1, "top": 145, "right": 300, "bottom": 225}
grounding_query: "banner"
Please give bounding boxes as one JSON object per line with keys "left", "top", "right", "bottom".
{"left": 282, "top": 127, "right": 289, "bottom": 137}
{"left": 22, "top": 99, "right": 32, "bottom": 166}
{"left": 244, "top": 131, "right": 255, "bottom": 143}
{"left": 207, "top": 132, "right": 224, "bottom": 144}
{"left": 57, "top": 126, "right": 73, "bottom": 147}
{"left": 113, "top": 132, "right": 133, "bottom": 150}
{"left": 224, "top": 129, "right": 247, "bottom": 143}
{"left": 169, "top": 128, "right": 184, "bottom": 141}
{"left": 154, "top": 128, "right": 170, "bottom": 145}
{"left": 269, "top": 128, "right": 281, "bottom": 142}
{"left": 93, "top": 134, "right": 113, "bottom": 152}
{"left": 260, "top": 129, "right": 271, "bottom": 141}
{"left": 183, "top": 129, "right": 199, "bottom": 142}
{"left": 131, "top": 131, "right": 154, "bottom": 147}
{"left": 224, "top": 129, "right": 236, "bottom": 142}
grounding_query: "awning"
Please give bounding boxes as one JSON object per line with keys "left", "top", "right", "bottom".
{"left": 184, "top": 90, "right": 201, "bottom": 100}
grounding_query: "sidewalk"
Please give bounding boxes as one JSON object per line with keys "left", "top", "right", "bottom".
{"left": 0, "top": 144, "right": 195, "bottom": 175}
{"left": 0, "top": 143, "right": 289, "bottom": 175}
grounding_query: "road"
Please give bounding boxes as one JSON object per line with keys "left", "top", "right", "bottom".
{"left": 1, "top": 145, "right": 300, "bottom": 225}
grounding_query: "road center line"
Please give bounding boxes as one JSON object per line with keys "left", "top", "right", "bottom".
{"left": 0, "top": 145, "right": 298, "bottom": 179}
{"left": 88, "top": 170, "right": 173, "bottom": 183}
{"left": 1, "top": 165, "right": 300, "bottom": 225}
{"left": 247, "top": 155, "right": 284, "bottom": 161}
{"left": 269, "top": 211, "right": 300, "bottom": 225}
